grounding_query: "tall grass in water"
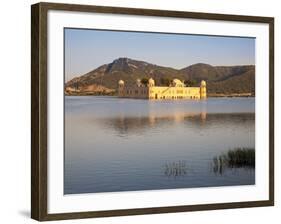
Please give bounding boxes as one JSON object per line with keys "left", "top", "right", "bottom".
{"left": 212, "top": 148, "right": 255, "bottom": 175}
{"left": 164, "top": 160, "right": 188, "bottom": 177}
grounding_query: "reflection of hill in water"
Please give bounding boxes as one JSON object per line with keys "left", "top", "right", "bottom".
{"left": 97, "top": 113, "right": 254, "bottom": 135}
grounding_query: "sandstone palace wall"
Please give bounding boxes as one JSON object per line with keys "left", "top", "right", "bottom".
{"left": 118, "top": 78, "right": 207, "bottom": 100}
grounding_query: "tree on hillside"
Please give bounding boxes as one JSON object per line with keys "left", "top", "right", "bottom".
{"left": 184, "top": 79, "right": 197, "bottom": 87}
{"left": 160, "top": 77, "right": 172, "bottom": 86}
{"left": 141, "top": 78, "right": 149, "bottom": 86}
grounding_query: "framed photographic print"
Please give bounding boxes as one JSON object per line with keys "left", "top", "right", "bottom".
{"left": 31, "top": 2, "right": 274, "bottom": 221}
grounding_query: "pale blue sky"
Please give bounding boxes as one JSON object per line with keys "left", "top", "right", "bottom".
{"left": 65, "top": 28, "right": 255, "bottom": 81}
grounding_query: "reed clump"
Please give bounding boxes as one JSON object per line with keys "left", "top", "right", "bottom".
{"left": 226, "top": 148, "right": 255, "bottom": 167}
{"left": 212, "top": 148, "right": 255, "bottom": 174}
{"left": 164, "top": 160, "right": 187, "bottom": 177}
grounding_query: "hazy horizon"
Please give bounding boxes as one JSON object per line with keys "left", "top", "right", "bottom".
{"left": 65, "top": 28, "right": 255, "bottom": 81}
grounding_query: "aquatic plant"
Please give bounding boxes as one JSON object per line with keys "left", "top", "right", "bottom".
{"left": 212, "top": 148, "right": 255, "bottom": 175}
{"left": 226, "top": 148, "right": 255, "bottom": 167}
{"left": 164, "top": 160, "right": 188, "bottom": 177}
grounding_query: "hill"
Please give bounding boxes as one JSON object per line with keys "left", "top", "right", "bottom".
{"left": 65, "top": 57, "right": 255, "bottom": 96}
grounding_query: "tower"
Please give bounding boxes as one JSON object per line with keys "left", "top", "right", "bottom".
{"left": 200, "top": 80, "right": 207, "bottom": 99}
{"left": 136, "top": 78, "right": 141, "bottom": 87}
{"left": 118, "top": 80, "right": 125, "bottom": 96}
{"left": 148, "top": 78, "right": 155, "bottom": 87}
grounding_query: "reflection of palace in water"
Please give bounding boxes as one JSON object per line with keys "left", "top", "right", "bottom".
{"left": 146, "top": 111, "right": 207, "bottom": 125}
{"left": 118, "top": 78, "right": 207, "bottom": 100}
{"left": 98, "top": 112, "right": 254, "bottom": 136}
{"left": 100, "top": 111, "right": 208, "bottom": 135}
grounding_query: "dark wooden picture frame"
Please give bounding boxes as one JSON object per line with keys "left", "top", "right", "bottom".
{"left": 31, "top": 2, "right": 274, "bottom": 221}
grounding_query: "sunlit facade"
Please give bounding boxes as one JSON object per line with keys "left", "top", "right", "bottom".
{"left": 118, "top": 78, "right": 207, "bottom": 100}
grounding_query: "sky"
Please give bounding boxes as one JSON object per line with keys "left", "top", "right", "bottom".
{"left": 65, "top": 28, "right": 255, "bottom": 81}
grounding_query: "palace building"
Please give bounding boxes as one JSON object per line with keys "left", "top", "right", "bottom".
{"left": 118, "top": 78, "right": 207, "bottom": 100}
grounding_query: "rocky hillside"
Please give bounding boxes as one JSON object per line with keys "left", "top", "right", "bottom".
{"left": 65, "top": 57, "right": 255, "bottom": 96}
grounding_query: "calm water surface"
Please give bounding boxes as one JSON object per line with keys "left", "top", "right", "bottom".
{"left": 64, "top": 96, "right": 255, "bottom": 194}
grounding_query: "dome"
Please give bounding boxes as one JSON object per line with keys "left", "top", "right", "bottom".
{"left": 172, "top": 79, "right": 182, "bottom": 84}
{"left": 201, "top": 80, "right": 206, "bottom": 86}
{"left": 172, "top": 79, "right": 184, "bottom": 87}
{"left": 148, "top": 78, "right": 155, "bottom": 86}
{"left": 118, "top": 80, "right": 124, "bottom": 85}
{"left": 136, "top": 78, "right": 141, "bottom": 86}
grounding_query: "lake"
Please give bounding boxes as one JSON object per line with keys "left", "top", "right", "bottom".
{"left": 64, "top": 96, "right": 255, "bottom": 194}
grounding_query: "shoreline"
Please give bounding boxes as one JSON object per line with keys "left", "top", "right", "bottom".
{"left": 65, "top": 92, "right": 254, "bottom": 98}
{"left": 207, "top": 93, "right": 254, "bottom": 97}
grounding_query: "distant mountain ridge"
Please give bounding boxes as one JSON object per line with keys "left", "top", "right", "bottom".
{"left": 65, "top": 57, "right": 255, "bottom": 96}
